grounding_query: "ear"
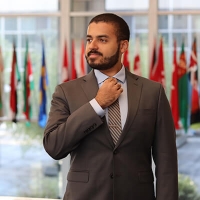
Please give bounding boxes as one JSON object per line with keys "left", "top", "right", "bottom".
{"left": 120, "top": 40, "right": 129, "bottom": 54}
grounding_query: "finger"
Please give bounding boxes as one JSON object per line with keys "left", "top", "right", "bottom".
{"left": 113, "top": 78, "right": 118, "bottom": 82}
{"left": 118, "top": 87, "right": 123, "bottom": 93}
{"left": 115, "top": 83, "right": 121, "bottom": 89}
{"left": 117, "top": 83, "right": 121, "bottom": 88}
{"left": 110, "top": 77, "right": 118, "bottom": 84}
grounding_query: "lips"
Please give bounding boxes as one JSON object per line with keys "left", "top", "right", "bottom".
{"left": 88, "top": 53, "right": 100, "bottom": 58}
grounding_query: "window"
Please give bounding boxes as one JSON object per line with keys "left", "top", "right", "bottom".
{"left": 0, "top": 0, "right": 59, "bottom": 12}
{"left": 158, "top": 14, "right": 200, "bottom": 98}
{"left": 105, "top": 0, "right": 148, "bottom": 11}
{"left": 71, "top": 0, "right": 149, "bottom": 11}
{"left": 159, "top": 0, "right": 200, "bottom": 10}
{"left": 1, "top": 17, "right": 59, "bottom": 119}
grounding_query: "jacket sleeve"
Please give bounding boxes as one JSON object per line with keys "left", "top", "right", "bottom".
{"left": 152, "top": 85, "right": 179, "bottom": 200}
{"left": 43, "top": 84, "right": 104, "bottom": 160}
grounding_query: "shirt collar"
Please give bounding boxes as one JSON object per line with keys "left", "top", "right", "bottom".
{"left": 94, "top": 66, "right": 126, "bottom": 85}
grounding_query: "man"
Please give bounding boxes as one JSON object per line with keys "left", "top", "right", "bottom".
{"left": 43, "top": 13, "right": 178, "bottom": 200}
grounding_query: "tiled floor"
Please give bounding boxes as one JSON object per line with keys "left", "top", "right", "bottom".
{"left": 0, "top": 124, "right": 200, "bottom": 198}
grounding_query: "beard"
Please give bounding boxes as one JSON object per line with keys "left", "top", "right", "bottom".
{"left": 85, "top": 45, "right": 120, "bottom": 70}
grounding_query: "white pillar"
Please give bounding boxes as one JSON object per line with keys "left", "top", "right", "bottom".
{"left": 59, "top": 0, "right": 71, "bottom": 198}
{"left": 59, "top": 0, "right": 71, "bottom": 84}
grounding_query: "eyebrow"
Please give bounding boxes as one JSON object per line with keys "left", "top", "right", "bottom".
{"left": 87, "top": 35, "right": 109, "bottom": 38}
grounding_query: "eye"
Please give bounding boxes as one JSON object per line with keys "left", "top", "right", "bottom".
{"left": 86, "top": 38, "right": 92, "bottom": 43}
{"left": 99, "top": 38, "right": 107, "bottom": 43}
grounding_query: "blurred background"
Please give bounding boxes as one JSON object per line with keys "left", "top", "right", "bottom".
{"left": 0, "top": 0, "right": 200, "bottom": 199}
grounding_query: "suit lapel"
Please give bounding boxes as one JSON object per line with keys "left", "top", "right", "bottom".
{"left": 115, "top": 70, "right": 142, "bottom": 149}
{"left": 81, "top": 70, "right": 99, "bottom": 101}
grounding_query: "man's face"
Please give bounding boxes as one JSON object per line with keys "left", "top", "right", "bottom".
{"left": 85, "top": 22, "right": 121, "bottom": 70}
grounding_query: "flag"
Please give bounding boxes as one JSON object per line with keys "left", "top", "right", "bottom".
{"left": 149, "top": 38, "right": 157, "bottom": 80}
{"left": 23, "top": 39, "right": 34, "bottom": 125}
{"left": 188, "top": 37, "right": 200, "bottom": 124}
{"left": 71, "top": 40, "right": 77, "bottom": 80}
{"left": 80, "top": 39, "right": 86, "bottom": 77}
{"left": 133, "top": 38, "right": 141, "bottom": 76}
{"left": 0, "top": 46, "right": 4, "bottom": 117}
{"left": 170, "top": 40, "right": 180, "bottom": 129}
{"left": 150, "top": 37, "right": 165, "bottom": 87}
{"left": 10, "top": 42, "right": 20, "bottom": 123}
{"left": 123, "top": 48, "right": 130, "bottom": 70}
{"left": 178, "top": 42, "right": 189, "bottom": 132}
{"left": 38, "top": 40, "right": 48, "bottom": 128}
{"left": 62, "top": 40, "right": 69, "bottom": 82}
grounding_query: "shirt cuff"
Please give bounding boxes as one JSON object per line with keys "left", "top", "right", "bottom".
{"left": 90, "top": 98, "right": 105, "bottom": 118}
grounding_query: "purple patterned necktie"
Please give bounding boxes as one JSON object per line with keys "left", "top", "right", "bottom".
{"left": 108, "top": 99, "right": 122, "bottom": 144}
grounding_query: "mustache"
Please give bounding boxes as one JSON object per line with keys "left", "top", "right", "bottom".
{"left": 87, "top": 50, "right": 103, "bottom": 57}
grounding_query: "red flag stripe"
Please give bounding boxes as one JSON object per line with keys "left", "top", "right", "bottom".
{"left": 170, "top": 40, "right": 180, "bottom": 129}
{"left": 71, "top": 40, "right": 77, "bottom": 80}
{"left": 62, "top": 41, "right": 69, "bottom": 82}
{"left": 123, "top": 49, "right": 130, "bottom": 70}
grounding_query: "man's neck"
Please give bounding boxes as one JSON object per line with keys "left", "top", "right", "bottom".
{"left": 99, "top": 64, "right": 122, "bottom": 77}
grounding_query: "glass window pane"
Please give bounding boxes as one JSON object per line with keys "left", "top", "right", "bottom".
{"left": 71, "top": 17, "right": 88, "bottom": 39}
{"left": 21, "top": 18, "right": 36, "bottom": 30}
{"left": 105, "top": 0, "right": 148, "bottom": 10}
{"left": 36, "top": 18, "right": 48, "bottom": 30}
{"left": 71, "top": 0, "right": 148, "bottom": 11}
{"left": 159, "top": 0, "right": 200, "bottom": 10}
{"left": 192, "top": 15, "right": 200, "bottom": 30}
{"left": 5, "top": 35, "right": 17, "bottom": 48}
{"left": 5, "top": 18, "right": 17, "bottom": 30}
{"left": 158, "top": 15, "right": 168, "bottom": 30}
{"left": 173, "top": 33, "right": 188, "bottom": 48}
{"left": 0, "top": 0, "right": 58, "bottom": 12}
{"left": 72, "top": 0, "right": 105, "bottom": 11}
{"left": 21, "top": 34, "right": 38, "bottom": 48}
{"left": 134, "top": 16, "right": 148, "bottom": 29}
{"left": 173, "top": 15, "right": 188, "bottom": 29}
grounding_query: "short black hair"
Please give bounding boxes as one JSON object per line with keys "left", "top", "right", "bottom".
{"left": 89, "top": 13, "right": 130, "bottom": 42}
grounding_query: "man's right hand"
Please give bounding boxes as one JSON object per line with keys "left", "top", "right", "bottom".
{"left": 95, "top": 77, "right": 123, "bottom": 109}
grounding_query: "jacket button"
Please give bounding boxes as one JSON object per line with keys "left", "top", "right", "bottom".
{"left": 113, "top": 150, "right": 118, "bottom": 154}
{"left": 110, "top": 173, "right": 114, "bottom": 179}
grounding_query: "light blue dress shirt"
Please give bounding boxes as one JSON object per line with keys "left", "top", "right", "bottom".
{"left": 90, "top": 66, "right": 128, "bottom": 129}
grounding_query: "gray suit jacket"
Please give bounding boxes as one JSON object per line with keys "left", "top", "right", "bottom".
{"left": 43, "top": 69, "right": 178, "bottom": 200}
